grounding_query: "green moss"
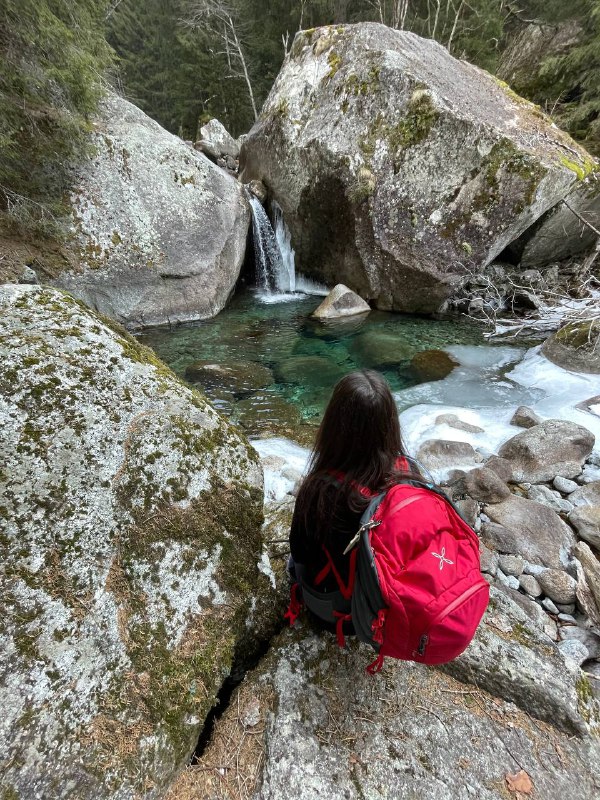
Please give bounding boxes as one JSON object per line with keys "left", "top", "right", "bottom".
{"left": 2, "top": 787, "right": 20, "bottom": 800}
{"left": 326, "top": 50, "right": 342, "bottom": 80}
{"left": 275, "top": 97, "right": 289, "bottom": 117}
{"left": 559, "top": 154, "right": 598, "bottom": 181}
{"left": 556, "top": 319, "right": 599, "bottom": 348}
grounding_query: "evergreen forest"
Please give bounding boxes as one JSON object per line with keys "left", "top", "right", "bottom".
{"left": 1, "top": 0, "right": 599, "bottom": 238}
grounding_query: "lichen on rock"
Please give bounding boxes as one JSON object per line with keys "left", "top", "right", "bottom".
{"left": 0, "top": 284, "right": 264, "bottom": 799}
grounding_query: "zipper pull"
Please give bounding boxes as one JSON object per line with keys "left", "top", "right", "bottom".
{"left": 342, "top": 520, "right": 381, "bottom": 555}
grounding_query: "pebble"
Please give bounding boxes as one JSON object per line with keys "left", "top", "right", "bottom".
{"left": 542, "top": 597, "right": 559, "bottom": 615}
{"left": 495, "top": 569, "right": 520, "bottom": 591}
{"left": 558, "top": 613, "right": 577, "bottom": 623}
{"left": 523, "top": 563, "right": 545, "bottom": 577}
{"left": 554, "top": 476, "right": 579, "bottom": 494}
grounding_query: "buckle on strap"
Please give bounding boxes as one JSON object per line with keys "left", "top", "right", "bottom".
{"left": 342, "top": 520, "right": 381, "bottom": 555}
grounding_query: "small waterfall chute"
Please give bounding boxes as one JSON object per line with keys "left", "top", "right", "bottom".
{"left": 247, "top": 191, "right": 327, "bottom": 300}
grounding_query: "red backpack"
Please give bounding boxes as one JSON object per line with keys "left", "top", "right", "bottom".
{"left": 286, "top": 480, "right": 489, "bottom": 674}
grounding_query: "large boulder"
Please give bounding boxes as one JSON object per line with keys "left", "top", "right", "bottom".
{"left": 241, "top": 23, "right": 596, "bottom": 314}
{"left": 498, "top": 419, "right": 595, "bottom": 482}
{"left": 54, "top": 93, "right": 250, "bottom": 328}
{"left": 195, "top": 118, "right": 240, "bottom": 160}
{"left": 311, "top": 283, "right": 370, "bottom": 318}
{"left": 0, "top": 285, "right": 264, "bottom": 799}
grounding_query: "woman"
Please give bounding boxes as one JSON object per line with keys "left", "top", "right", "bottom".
{"left": 288, "top": 369, "right": 422, "bottom": 633}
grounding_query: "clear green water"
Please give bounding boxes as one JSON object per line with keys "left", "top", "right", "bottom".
{"left": 138, "top": 290, "right": 493, "bottom": 441}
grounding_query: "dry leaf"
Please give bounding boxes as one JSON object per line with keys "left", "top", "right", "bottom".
{"left": 505, "top": 770, "right": 533, "bottom": 794}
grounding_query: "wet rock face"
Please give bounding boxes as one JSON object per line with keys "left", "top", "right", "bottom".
{"left": 54, "top": 93, "right": 250, "bottom": 329}
{"left": 241, "top": 23, "right": 595, "bottom": 314}
{"left": 0, "top": 285, "right": 264, "bottom": 800}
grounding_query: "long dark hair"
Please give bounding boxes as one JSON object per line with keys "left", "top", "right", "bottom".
{"left": 295, "top": 370, "right": 421, "bottom": 538}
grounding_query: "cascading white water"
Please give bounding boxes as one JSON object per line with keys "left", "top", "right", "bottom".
{"left": 248, "top": 191, "right": 327, "bottom": 299}
{"left": 248, "top": 194, "right": 283, "bottom": 292}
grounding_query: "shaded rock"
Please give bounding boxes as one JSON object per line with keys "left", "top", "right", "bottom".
{"left": 416, "top": 439, "right": 483, "bottom": 475}
{"left": 451, "top": 495, "right": 479, "bottom": 527}
{"left": 569, "top": 481, "right": 600, "bottom": 508}
{"left": 484, "top": 494, "right": 576, "bottom": 569}
{"left": 454, "top": 466, "right": 511, "bottom": 504}
{"left": 241, "top": 24, "right": 594, "bottom": 314}
{"left": 55, "top": 94, "right": 250, "bottom": 328}
{"left": 510, "top": 405, "right": 542, "bottom": 428}
{"left": 410, "top": 350, "right": 459, "bottom": 382}
{"left": 350, "top": 328, "right": 412, "bottom": 366}
{"left": 480, "top": 520, "right": 521, "bottom": 555}
{"left": 519, "top": 176, "right": 600, "bottom": 268}
{"left": 519, "top": 574, "right": 543, "bottom": 598}
{"left": 542, "top": 597, "right": 560, "bottom": 615}
{"left": 542, "top": 320, "right": 600, "bottom": 375}
{"left": 537, "top": 569, "right": 578, "bottom": 605}
{"left": 498, "top": 554, "right": 525, "bottom": 577}
{"left": 479, "top": 543, "right": 498, "bottom": 575}
{"left": 498, "top": 418, "right": 595, "bottom": 483}
{"left": 18, "top": 265, "right": 38, "bottom": 285}
{"left": 0, "top": 285, "right": 264, "bottom": 800}
{"left": 196, "top": 118, "right": 240, "bottom": 160}
{"left": 275, "top": 355, "right": 345, "bottom": 388}
{"left": 569, "top": 506, "right": 600, "bottom": 550}
{"left": 311, "top": 283, "right": 370, "bottom": 319}
{"left": 484, "top": 455, "right": 514, "bottom": 483}
{"left": 497, "top": 585, "right": 555, "bottom": 639}
{"left": 555, "top": 475, "right": 579, "bottom": 494}
{"left": 184, "top": 360, "right": 273, "bottom": 396}
{"left": 574, "top": 542, "right": 600, "bottom": 616}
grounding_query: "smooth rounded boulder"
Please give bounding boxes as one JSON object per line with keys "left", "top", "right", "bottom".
{"left": 54, "top": 93, "right": 250, "bottom": 328}
{"left": 311, "top": 283, "right": 370, "bottom": 319}
{"left": 0, "top": 285, "right": 264, "bottom": 800}
{"left": 241, "top": 23, "right": 596, "bottom": 313}
{"left": 498, "top": 418, "right": 595, "bottom": 482}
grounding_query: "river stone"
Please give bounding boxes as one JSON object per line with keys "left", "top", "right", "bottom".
{"left": 184, "top": 360, "right": 273, "bottom": 396}
{"left": 231, "top": 391, "right": 303, "bottom": 438}
{"left": 498, "top": 554, "right": 525, "bottom": 578}
{"left": 0, "top": 285, "right": 265, "bottom": 800}
{"left": 498, "top": 419, "right": 595, "bottom": 483}
{"left": 510, "top": 405, "right": 542, "bottom": 428}
{"left": 574, "top": 542, "right": 600, "bottom": 614}
{"left": 416, "top": 439, "right": 483, "bottom": 475}
{"left": 528, "top": 483, "right": 573, "bottom": 514}
{"left": 53, "top": 93, "right": 250, "bottom": 328}
{"left": 241, "top": 24, "right": 594, "bottom": 314}
{"left": 311, "top": 283, "right": 370, "bottom": 319}
{"left": 454, "top": 466, "right": 511, "bottom": 504}
{"left": 496, "top": 569, "right": 520, "bottom": 591}
{"left": 480, "top": 521, "right": 520, "bottom": 555}
{"left": 484, "top": 455, "right": 514, "bottom": 483}
{"left": 558, "top": 639, "right": 590, "bottom": 668}
{"left": 555, "top": 475, "right": 580, "bottom": 494}
{"left": 519, "top": 573, "right": 543, "bottom": 598}
{"left": 483, "top": 494, "right": 576, "bottom": 569}
{"left": 560, "top": 626, "right": 600, "bottom": 661}
{"left": 247, "top": 179, "right": 268, "bottom": 203}
{"left": 569, "top": 481, "right": 600, "bottom": 508}
{"left": 410, "top": 350, "right": 459, "bottom": 382}
{"left": 542, "top": 320, "right": 600, "bottom": 375}
{"left": 196, "top": 117, "right": 240, "bottom": 160}
{"left": 435, "top": 412, "right": 482, "bottom": 432}
{"left": 179, "top": 613, "right": 600, "bottom": 799}
{"left": 537, "top": 569, "right": 578, "bottom": 605}
{"left": 542, "top": 598, "right": 560, "bottom": 615}
{"left": 569, "top": 506, "right": 600, "bottom": 550}
{"left": 479, "top": 544, "right": 499, "bottom": 575}
{"left": 350, "top": 328, "right": 413, "bottom": 366}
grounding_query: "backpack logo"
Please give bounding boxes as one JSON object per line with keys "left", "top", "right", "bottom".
{"left": 432, "top": 546, "right": 453, "bottom": 570}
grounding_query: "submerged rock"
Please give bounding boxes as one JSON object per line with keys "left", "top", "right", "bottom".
{"left": 311, "top": 283, "right": 370, "bottom": 319}
{"left": 241, "top": 23, "right": 596, "bottom": 314}
{"left": 410, "top": 349, "right": 459, "bottom": 382}
{"left": 55, "top": 93, "right": 250, "bottom": 328}
{"left": 0, "top": 285, "right": 264, "bottom": 799}
{"left": 184, "top": 359, "right": 273, "bottom": 395}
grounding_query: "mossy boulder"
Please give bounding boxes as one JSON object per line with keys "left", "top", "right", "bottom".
{"left": 541, "top": 319, "right": 600, "bottom": 374}
{"left": 0, "top": 285, "right": 264, "bottom": 799}
{"left": 409, "top": 349, "right": 459, "bottom": 382}
{"left": 53, "top": 93, "right": 250, "bottom": 329}
{"left": 241, "top": 23, "right": 596, "bottom": 314}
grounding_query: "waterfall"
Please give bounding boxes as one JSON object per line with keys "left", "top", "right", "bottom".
{"left": 248, "top": 194, "right": 282, "bottom": 293}
{"left": 248, "top": 192, "right": 328, "bottom": 299}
